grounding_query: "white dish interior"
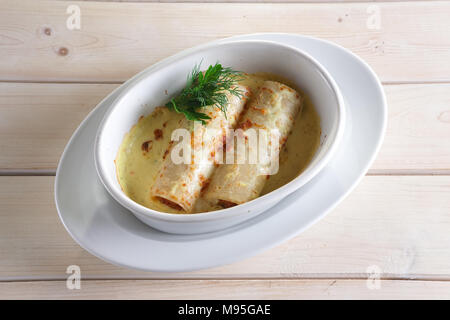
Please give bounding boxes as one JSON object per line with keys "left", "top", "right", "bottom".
{"left": 95, "top": 39, "right": 345, "bottom": 234}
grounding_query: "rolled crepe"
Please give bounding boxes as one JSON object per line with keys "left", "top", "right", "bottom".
{"left": 151, "top": 85, "right": 250, "bottom": 212}
{"left": 203, "top": 81, "right": 302, "bottom": 208}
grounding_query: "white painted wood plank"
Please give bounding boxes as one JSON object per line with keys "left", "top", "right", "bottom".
{"left": 0, "top": 176, "right": 449, "bottom": 280}
{"left": 1, "top": 83, "right": 449, "bottom": 172}
{"left": 1, "top": 1, "right": 449, "bottom": 82}
{"left": 1, "top": 279, "right": 450, "bottom": 299}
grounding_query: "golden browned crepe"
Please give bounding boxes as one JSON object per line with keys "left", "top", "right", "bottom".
{"left": 150, "top": 85, "right": 250, "bottom": 212}
{"left": 202, "top": 81, "right": 302, "bottom": 208}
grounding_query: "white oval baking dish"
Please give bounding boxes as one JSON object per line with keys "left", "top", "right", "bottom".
{"left": 95, "top": 39, "right": 345, "bottom": 234}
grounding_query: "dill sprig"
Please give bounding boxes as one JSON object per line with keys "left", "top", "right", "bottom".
{"left": 165, "top": 62, "right": 243, "bottom": 124}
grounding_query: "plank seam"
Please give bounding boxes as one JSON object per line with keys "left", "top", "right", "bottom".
{"left": 2, "top": 80, "right": 450, "bottom": 85}
{"left": 1, "top": 276, "right": 450, "bottom": 283}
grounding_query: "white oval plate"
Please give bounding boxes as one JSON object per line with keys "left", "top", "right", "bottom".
{"left": 55, "top": 33, "right": 387, "bottom": 272}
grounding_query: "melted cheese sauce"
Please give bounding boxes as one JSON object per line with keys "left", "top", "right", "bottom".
{"left": 115, "top": 73, "right": 321, "bottom": 213}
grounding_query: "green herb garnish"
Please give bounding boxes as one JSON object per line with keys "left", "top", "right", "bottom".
{"left": 165, "top": 62, "right": 243, "bottom": 124}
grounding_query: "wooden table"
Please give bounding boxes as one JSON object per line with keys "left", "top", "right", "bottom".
{"left": 0, "top": 0, "right": 449, "bottom": 299}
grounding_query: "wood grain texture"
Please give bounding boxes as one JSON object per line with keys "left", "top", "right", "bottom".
{"left": 1, "top": 1, "right": 450, "bottom": 82}
{"left": 0, "top": 83, "right": 118, "bottom": 171}
{"left": 1, "top": 82, "right": 449, "bottom": 172}
{"left": 1, "top": 279, "right": 450, "bottom": 299}
{"left": 372, "top": 83, "right": 450, "bottom": 173}
{"left": 0, "top": 175, "right": 449, "bottom": 280}
{"left": 1, "top": 0, "right": 449, "bottom": 300}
